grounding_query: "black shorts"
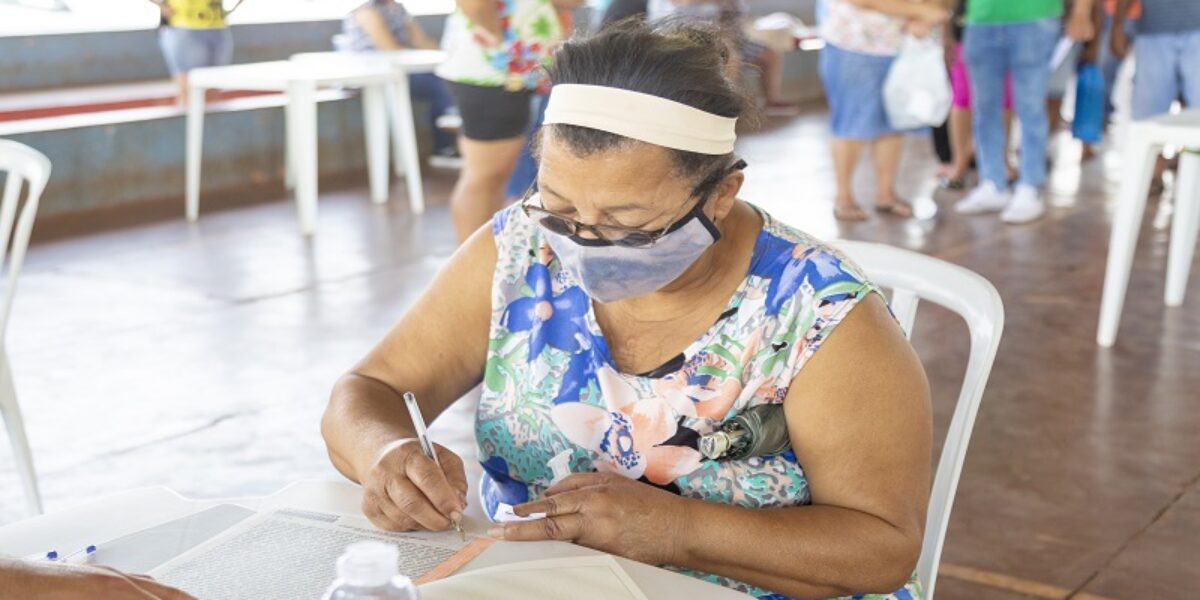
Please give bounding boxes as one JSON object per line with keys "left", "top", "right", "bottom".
{"left": 443, "top": 79, "right": 534, "bottom": 141}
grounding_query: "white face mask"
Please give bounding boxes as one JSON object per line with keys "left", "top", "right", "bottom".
{"left": 539, "top": 196, "right": 722, "bottom": 303}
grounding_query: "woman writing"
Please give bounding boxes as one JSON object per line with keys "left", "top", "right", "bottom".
{"left": 323, "top": 22, "right": 932, "bottom": 600}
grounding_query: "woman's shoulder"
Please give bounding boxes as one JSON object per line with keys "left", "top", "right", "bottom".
{"left": 745, "top": 206, "right": 875, "bottom": 317}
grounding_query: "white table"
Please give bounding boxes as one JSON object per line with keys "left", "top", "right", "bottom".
{"left": 0, "top": 480, "right": 748, "bottom": 599}
{"left": 185, "top": 59, "right": 424, "bottom": 236}
{"left": 1096, "top": 109, "right": 1200, "bottom": 346}
{"left": 289, "top": 50, "right": 446, "bottom": 214}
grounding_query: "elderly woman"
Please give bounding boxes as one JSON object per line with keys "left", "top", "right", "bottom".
{"left": 322, "top": 21, "right": 931, "bottom": 600}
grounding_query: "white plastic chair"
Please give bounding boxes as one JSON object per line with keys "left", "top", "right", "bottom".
{"left": 1096, "top": 109, "right": 1200, "bottom": 347}
{"left": 0, "top": 139, "right": 50, "bottom": 516}
{"left": 834, "top": 240, "right": 1005, "bottom": 600}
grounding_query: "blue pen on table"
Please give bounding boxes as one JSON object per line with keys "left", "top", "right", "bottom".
{"left": 61, "top": 544, "right": 98, "bottom": 564}
{"left": 402, "top": 391, "right": 465, "bottom": 541}
{"left": 25, "top": 545, "right": 96, "bottom": 563}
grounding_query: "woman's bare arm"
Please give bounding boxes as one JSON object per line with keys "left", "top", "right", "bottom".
{"left": 321, "top": 226, "right": 496, "bottom": 483}
{"left": 672, "top": 295, "right": 933, "bottom": 597}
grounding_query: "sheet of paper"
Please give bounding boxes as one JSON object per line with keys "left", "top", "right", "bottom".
{"left": 149, "top": 508, "right": 477, "bottom": 600}
{"left": 419, "top": 555, "right": 649, "bottom": 600}
{"left": 492, "top": 502, "right": 546, "bottom": 522}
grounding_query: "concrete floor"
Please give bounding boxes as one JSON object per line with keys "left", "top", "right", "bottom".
{"left": 1, "top": 111, "right": 1198, "bottom": 599}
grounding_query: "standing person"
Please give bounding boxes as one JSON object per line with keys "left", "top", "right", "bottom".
{"left": 149, "top": 0, "right": 245, "bottom": 106}
{"left": 647, "top": 0, "right": 798, "bottom": 113}
{"left": 819, "top": 0, "right": 949, "bottom": 221}
{"left": 942, "top": 0, "right": 1015, "bottom": 189}
{"left": 436, "top": 0, "right": 580, "bottom": 242}
{"left": 953, "top": 0, "right": 1095, "bottom": 224}
{"left": 1097, "top": 0, "right": 1138, "bottom": 121}
{"left": 339, "top": 0, "right": 460, "bottom": 162}
{"left": 1110, "top": 0, "right": 1200, "bottom": 121}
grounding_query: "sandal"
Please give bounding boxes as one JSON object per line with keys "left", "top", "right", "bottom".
{"left": 834, "top": 204, "right": 869, "bottom": 222}
{"left": 875, "top": 199, "right": 914, "bottom": 218}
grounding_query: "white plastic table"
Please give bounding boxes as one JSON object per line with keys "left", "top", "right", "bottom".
{"left": 1096, "top": 109, "right": 1200, "bottom": 346}
{"left": 185, "top": 60, "right": 422, "bottom": 236}
{"left": 0, "top": 480, "right": 748, "bottom": 599}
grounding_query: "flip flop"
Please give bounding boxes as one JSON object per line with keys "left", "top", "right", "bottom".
{"left": 875, "top": 199, "right": 914, "bottom": 218}
{"left": 834, "top": 204, "right": 869, "bottom": 222}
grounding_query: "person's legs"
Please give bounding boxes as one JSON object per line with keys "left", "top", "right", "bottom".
{"left": 1178, "top": 30, "right": 1200, "bottom": 110}
{"left": 204, "top": 28, "right": 234, "bottom": 105}
{"left": 957, "top": 22, "right": 1015, "bottom": 213}
{"left": 1131, "top": 33, "right": 1181, "bottom": 120}
{"left": 753, "top": 45, "right": 786, "bottom": 105}
{"left": 452, "top": 136, "right": 525, "bottom": 240}
{"left": 819, "top": 43, "right": 893, "bottom": 220}
{"left": 949, "top": 107, "right": 975, "bottom": 181}
{"left": 831, "top": 139, "right": 868, "bottom": 220}
{"left": 963, "top": 24, "right": 1010, "bottom": 190}
{"left": 444, "top": 81, "right": 533, "bottom": 241}
{"left": 870, "top": 134, "right": 912, "bottom": 216}
{"left": 158, "top": 27, "right": 191, "bottom": 106}
{"left": 1003, "top": 18, "right": 1060, "bottom": 222}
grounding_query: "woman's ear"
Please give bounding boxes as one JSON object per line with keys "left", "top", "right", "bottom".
{"left": 711, "top": 170, "right": 744, "bottom": 220}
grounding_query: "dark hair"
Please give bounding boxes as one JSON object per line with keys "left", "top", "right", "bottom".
{"left": 543, "top": 19, "right": 750, "bottom": 186}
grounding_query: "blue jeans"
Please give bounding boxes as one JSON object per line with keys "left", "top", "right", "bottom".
{"left": 158, "top": 26, "right": 233, "bottom": 75}
{"left": 964, "top": 18, "right": 1060, "bottom": 189}
{"left": 408, "top": 72, "right": 455, "bottom": 153}
{"left": 1131, "top": 30, "right": 1200, "bottom": 120}
{"left": 505, "top": 93, "right": 547, "bottom": 199}
{"left": 1099, "top": 15, "right": 1136, "bottom": 118}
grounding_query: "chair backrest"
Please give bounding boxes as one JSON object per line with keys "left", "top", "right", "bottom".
{"left": 0, "top": 140, "right": 51, "bottom": 341}
{"left": 834, "top": 240, "right": 1004, "bottom": 600}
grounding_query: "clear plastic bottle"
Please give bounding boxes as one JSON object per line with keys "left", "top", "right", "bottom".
{"left": 321, "top": 541, "right": 420, "bottom": 600}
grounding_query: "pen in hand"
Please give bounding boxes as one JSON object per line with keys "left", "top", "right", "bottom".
{"left": 402, "top": 392, "right": 465, "bottom": 541}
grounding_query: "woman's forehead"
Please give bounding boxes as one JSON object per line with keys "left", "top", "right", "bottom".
{"left": 537, "top": 132, "right": 685, "bottom": 193}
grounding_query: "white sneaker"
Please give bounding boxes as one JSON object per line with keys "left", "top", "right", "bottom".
{"left": 1001, "top": 185, "right": 1046, "bottom": 224}
{"left": 955, "top": 181, "right": 1010, "bottom": 215}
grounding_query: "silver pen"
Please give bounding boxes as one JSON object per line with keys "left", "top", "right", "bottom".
{"left": 402, "top": 392, "right": 465, "bottom": 541}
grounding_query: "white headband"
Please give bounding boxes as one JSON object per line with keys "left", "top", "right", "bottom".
{"left": 543, "top": 84, "right": 738, "bottom": 155}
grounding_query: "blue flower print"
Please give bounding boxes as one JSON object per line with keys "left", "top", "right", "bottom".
{"left": 501, "top": 263, "right": 590, "bottom": 362}
{"left": 553, "top": 334, "right": 611, "bottom": 405}
{"left": 480, "top": 454, "right": 530, "bottom": 521}
{"left": 749, "top": 233, "right": 861, "bottom": 315}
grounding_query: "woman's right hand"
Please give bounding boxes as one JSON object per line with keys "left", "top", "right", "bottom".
{"left": 360, "top": 439, "right": 469, "bottom": 532}
{"left": 0, "top": 559, "right": 194, "bottom": 600}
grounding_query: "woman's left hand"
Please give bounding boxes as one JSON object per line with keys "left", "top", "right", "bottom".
{"left": 490, "top": 473, "right": 690, "bottom": 566}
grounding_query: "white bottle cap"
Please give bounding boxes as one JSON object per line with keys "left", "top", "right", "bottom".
{"left": 337, "top": 541, "right": 400, "bottom": 588}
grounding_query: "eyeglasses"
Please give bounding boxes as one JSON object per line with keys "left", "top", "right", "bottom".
{"left": 521, "top": 159, "right": 747, "bottom": 248}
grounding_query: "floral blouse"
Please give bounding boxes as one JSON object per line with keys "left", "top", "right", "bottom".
{"left": 476, "top": 203, "right": 923, "bottom": 600}
{"left": 435, "top": 0, "right": 565, "bottom": 91}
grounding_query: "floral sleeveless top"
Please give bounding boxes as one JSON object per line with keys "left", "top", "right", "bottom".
{"left": 476, "top": 203, "right": 923, "bottom": 600}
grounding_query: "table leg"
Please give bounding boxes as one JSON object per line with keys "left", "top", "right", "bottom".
{"left": 284, "top": 99, "right": 296, "bottom": 191}
{"left": 1165, "top": 151, "right": 1200, "bottom": 307}
{"left": 389, "top": 79, "right": 425, "bottom": 215}
{"left": 185, "top": 85, "right": 207, "bottom": 221}
{"left": 363, "top": 84, "right": 390, "bottom": 204}
{"left": 289, "top": 81, "right": 319, "bottom": 235}
{"left": 1097, "top": 129, "right": 1157, "bottom": 347}
{"left": 384, "top": 85, "right": 405, "bottom": 178}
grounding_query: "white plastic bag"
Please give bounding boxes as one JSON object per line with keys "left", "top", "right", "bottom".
{"left": 883, "top": 36, "right": 952, "bottom": 130}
